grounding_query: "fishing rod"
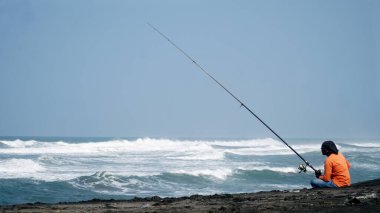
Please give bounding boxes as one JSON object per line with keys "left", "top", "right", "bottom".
{"left": 148, "top": 23, "right": 317, "bottom": 173}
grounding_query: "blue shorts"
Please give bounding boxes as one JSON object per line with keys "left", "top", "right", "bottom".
{"left": 310, "top": 178, "right": 338, "bottom": 188}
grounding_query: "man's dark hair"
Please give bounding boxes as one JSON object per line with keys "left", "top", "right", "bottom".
{"left": 321, "top": 140, "right": 339, "bottom": 155}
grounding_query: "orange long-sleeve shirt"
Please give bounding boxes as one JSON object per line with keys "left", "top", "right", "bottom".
{"left": 319, "top": 152, "right": 351, "bottom": 187}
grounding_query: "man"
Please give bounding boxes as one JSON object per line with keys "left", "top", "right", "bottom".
{"left": 310, "top": 141, "right": 351, "bottom": 188}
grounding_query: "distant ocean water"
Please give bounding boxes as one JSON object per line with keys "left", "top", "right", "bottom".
{"left": 0, "top": 137, "right": 379, "bottom": 205}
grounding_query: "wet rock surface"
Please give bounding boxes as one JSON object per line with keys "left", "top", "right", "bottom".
{"left": 1, "top": 179, "right": 379, "bottom": 212}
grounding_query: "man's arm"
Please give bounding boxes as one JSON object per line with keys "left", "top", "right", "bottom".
{"left": 346, "top": 158, "right": 351, "bottom": 169}
{"left": 319, "top": 159, "right": 332, "bottom": 182}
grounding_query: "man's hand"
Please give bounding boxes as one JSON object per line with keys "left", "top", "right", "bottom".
{"left": 315, "top": 170, "right": 322, "bottom": 178}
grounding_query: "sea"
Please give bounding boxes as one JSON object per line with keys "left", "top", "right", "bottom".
{"left": 0, "top": 136, "right": 379, "bottom": 205}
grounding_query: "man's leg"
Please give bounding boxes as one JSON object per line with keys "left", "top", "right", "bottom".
{"left": 310, "top": 179, "right": 337, "bottom": 188}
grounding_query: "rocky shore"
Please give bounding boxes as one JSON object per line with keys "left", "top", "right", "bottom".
{"left": 1, "top": 179, "right": 379, "bottom": 212}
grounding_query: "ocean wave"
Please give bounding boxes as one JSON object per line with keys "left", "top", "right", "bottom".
{"left": 350, "top": 163, "right": 380, "bottom": 171}
{"left": 1, "top": 159, "right": 376, "bottom": 205}
{"left": 343, "top": 141, "right": 380, "bottom": 148}
{"left": 70, "top": 171, "right": 131, "bottom": 193}
{"left": 1, "top": 138, "right": 379, "bottom": 183}
{"left": 239, "top": 166, "right": 299, "bottom": 173}
{"left": 0, "top": 138, "right": 219, "bottom": 156}
{"left": 0, "top": 159, "right": 46, "bottom": 178}
{"left": 338, "top": 143, "right": 380, "bottom": 154}
{"left": 2, "top": 138, "right": 371, "bottom": 157}
{"left": 0, "top": 142, "right": 10, "bottom": 148}
{"left": 171, "top": 168, "right": 233, "bottom": 180}
{"left": 1, "top": 137, "right": 379, "bottom": 205}
{"left": 0, "top": 139, "right": 38, "bottom": 148}
{"left": 170, "top": 166, "right": 303, "bottom": 181}
{"left": 343, "top": 143, "right": 380, "bottom": 148}
{"left": 66, "top": 167, "right": 314, "bottom": 196}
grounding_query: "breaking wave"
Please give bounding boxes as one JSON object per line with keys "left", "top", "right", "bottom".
{"left": 0, "top": 137, "right": 379, "bottom": 204}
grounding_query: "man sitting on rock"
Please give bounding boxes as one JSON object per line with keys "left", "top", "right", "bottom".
{"left": 311, "top": 141, "right": 351, "bottom": 188}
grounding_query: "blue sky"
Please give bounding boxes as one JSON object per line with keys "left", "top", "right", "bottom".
{"left": 0, "top": 0, "right": 379, "bottom": 139}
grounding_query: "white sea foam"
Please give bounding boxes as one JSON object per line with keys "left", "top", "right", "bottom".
{"left": 0, "top": 138, "right": 340, "bottom": 181}
{"left": 235, "top": 166, "right": 300, "bottom": 173}
{"left": 172, "top": 168, "right": 233, "bottom": 180}
{"left": 224, "top": 144, "right": 319, "bottom": 156}
{"left": 0, "top": 138, "right": 321, "bottom": 156}
{"left": 0, "top": 140, "right": 38, "bottom": 148}
{"left": 252, "top": 166, "right": 298, "bottom": 173}
{"left": 346, "top": 142, "right": 380, "bottom": 148}
{"left": 170, "top": 165, "right": 300, "bottom": 180}
{"left": 0, "top": 138, "right": 219, "bottom": 156}
{"left": 0, "top": 159, "right": 46, "bottom": 179}
{"left": 0, "top": 138, "right": 378, "bottom": 182}
{"left": 338, "top": 144, "right": 380, "bottom": 153}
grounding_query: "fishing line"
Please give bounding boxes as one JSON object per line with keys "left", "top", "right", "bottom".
{"left": 148, "top": 23, "right": 316, "bottom": 173}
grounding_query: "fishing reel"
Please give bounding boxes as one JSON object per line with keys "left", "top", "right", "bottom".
{"left": 298, "top": 164, "right": 307, "bottom": 173}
